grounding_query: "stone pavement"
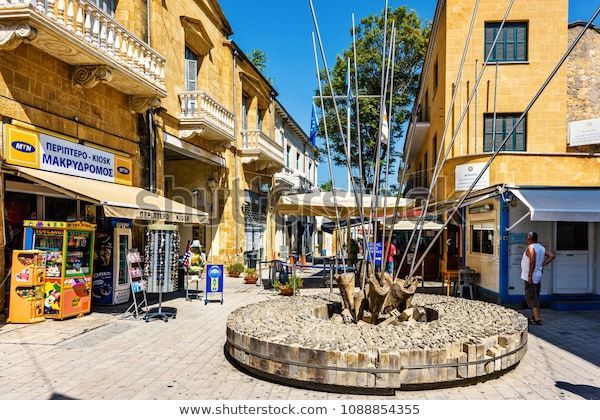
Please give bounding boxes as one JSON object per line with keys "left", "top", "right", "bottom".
{"left": 1, "top": 278, "right": 599, "bottom": 400}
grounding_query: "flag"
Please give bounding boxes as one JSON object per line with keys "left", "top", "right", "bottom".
{"left": 381, "top": 110, "right": 390, "bottom": 145}
{"left": 309, "top": 104, "right": 318, "bottom": 146}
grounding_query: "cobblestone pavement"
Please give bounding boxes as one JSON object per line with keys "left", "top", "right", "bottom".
{"left": 1, "top": 278, "right": 599, "bottom": 400}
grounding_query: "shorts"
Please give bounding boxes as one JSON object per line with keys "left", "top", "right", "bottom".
{"left": 385, "top": 262, "right": 394, "bottom": 274}
{"left": 524, "top": 281, "right": 541, "bottom": 308}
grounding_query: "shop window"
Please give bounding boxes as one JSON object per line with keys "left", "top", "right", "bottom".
{"left": 471, "top": 223, "right": 494, "bottom": 255}
{"left": 45, "top": 197, "right": 78, "bottom": 221}
{"left": 484, "top": 113, "right": 526, "bottom": 152}
{"left": 485, "top": 22, "right": 528, "bottom": 62}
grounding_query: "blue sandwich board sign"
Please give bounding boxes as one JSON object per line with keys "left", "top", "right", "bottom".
{"left": 368, "top": 242, "right": 383, "bottom": 267}
{"left": 205, "top": 264, "right": 224, "bottom": 305}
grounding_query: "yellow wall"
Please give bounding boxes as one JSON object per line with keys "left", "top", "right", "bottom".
{"left": 409, "top": 0, "right": 583, "bottom": 202}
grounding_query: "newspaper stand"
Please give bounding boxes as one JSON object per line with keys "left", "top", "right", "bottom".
{"left": 122, "top": 249, "right": 148, "bottom": 319}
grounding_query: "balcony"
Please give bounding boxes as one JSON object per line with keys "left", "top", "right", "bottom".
{"left": 0, "top": 0, "right": 166, "bottom": 101}
{"left": 178, "top": 91, "right": 235, "bottom": 143}
{"left": 274, "top": 166, "right": 296, "bottom": 188}
{"left": 241, "top": 129, "right": 284, "bottom": 171}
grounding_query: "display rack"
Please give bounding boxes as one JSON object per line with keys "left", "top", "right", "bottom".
{"left": 23, "top": 221, "right": 96, "bottom": 320}
{"left": 144, "top": 225, "right": 178, "bottom": 322}
{"left": 7, "top": 250, "right": 46, "bottom": 324}
{"left": 122, "top": 249, "right": 148, "bottom": 320}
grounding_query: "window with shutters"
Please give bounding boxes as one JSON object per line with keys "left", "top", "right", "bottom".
{"left": 242, "top": 95, "right": 249, "bottom": 130}
{"left": 485, "top": 22, "right": 528, "bottom": 62}
{"left": 257, "top": 108, "right": 263, "bottom": 131}
{"left": 91, "top": 0, "right": 117, "bottom": 17}
{"left": 423, "top": 152, "right": 428, "bottom": 186}
{"left": 432, "top": 133, "right": 437, "bottom": 167}
{"left": 184, "top": 47, "right": 199, "bottom": 91}
{"left": 483, "top": 113, "right": 526, "bottom": 152}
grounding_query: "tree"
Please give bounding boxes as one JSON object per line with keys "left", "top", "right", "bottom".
{"left": 319, "top": 179, "right": 333, "bottom": 192}
{"left": 315, "top": 7, "right": 429, "bottom": 193}
{"left": 249, "top": 49, "right": 275, "bottom": 86}
{"left": 249, "top": 49, "right": 267, "bottom": 74}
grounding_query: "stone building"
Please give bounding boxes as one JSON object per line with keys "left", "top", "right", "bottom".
{"left": 404, "top": 0, "right": 600, "bottom": 308}
{"left": 0, "top": 0, "right": 307, "bottom": 314}
{"left": 273, "top": 100, "right": 318, "bottom": 260}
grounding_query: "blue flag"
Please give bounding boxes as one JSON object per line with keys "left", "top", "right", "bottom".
{"left": 309, "top": 104, "right": 318, "bottom": 146}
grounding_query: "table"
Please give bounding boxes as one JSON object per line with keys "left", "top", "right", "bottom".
{"left": 441, "top": 268, "right": 459, "bottom": 296}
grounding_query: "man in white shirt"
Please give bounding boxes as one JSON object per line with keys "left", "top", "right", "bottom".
{"left": 521, "top": 232, "right": 554, "bottom": 325}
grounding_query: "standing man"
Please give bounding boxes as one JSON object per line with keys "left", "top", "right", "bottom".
{"left": 521, "top": 232, "right": 555, "bottom": 325}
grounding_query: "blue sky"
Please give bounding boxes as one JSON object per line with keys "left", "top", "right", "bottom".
{"left": 220, "top": 0, "right": 597, "bottom": 189}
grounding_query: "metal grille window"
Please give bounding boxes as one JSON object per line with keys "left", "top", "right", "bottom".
{"left": 484, "top": 113, "right": 526, "bottom": 152}
{"left": 485, "top": 22, "right": 527, "bottom": 62}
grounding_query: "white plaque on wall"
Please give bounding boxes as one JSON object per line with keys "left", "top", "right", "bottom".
{"left": 455, "top": 162, "right": 490, "bottom": 191}
{"left": 569, "top": 118, "right": 600, "bottom": 147}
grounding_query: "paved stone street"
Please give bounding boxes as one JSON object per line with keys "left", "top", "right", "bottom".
{"left": 1, "top": 278, "right": 599, "bottom": 400}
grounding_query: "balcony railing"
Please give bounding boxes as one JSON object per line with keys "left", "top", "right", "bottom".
{"left": 0, "top": 0, "right": 166, "bottom": 96}
{"left": 179, "top": 91, "right": 235, "bottom": 141}
{"left": 275, "top": 166, "right": 296, "bottom": 187}
{"left": 241, "top": 130, "right": 284, "bottom": 166}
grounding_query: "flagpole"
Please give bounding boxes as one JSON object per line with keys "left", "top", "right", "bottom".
{"left": 346, "top": 56, "right": 352, "bottom": 194}
{"left": 311, "top": 32, "right": 347, "bottom": 273}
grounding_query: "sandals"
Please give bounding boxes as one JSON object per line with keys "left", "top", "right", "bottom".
{"left": 528, "top": 317, "right": 543, "bottom": 325}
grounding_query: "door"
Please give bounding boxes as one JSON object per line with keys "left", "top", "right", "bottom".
{"left": 112, "top": 226, "right": 132, "bottom": 304}
{"left": 554, "top": 222, "right": 592, "bottom": 294}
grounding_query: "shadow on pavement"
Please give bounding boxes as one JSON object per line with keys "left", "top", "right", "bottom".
{"left": 49, "top": 392, "right": 78, "bottom": 400}
{"left": 526, "top": 310, "right": 600, "bottom": 367}
{"left": 555, "top": 381, "right": 600, "bottom": 400}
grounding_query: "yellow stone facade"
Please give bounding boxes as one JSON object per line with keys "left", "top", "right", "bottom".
{"left": 0, "top": 0, "right": 289, "bottom": 315}
{"left": 408, "top": 0, "right": 600, "bottom": 203}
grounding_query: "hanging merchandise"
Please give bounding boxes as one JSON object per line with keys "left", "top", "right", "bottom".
{"left": 144, "top": 225, "right": 179, "bottom": 322}
{"left": 144, "top": 225, "right": 180, "bottom": 293}
{"left": 7, "top": 250, "right": 46, "bottom": 324}
{"left": 23, "top": 221, "right": 96, "bottom": 320}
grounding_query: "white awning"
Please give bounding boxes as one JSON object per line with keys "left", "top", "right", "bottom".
{"left": 385, "top": 220, "right": 445, "bottom": 231}
{"left": 277, "top": 191, "right": 414, "bottom": 218}
{"left": 510, "top": 188, "right": 600, "bottom": 222}
{"left": 4, "top": 165, "right": 208, "bottom": 224}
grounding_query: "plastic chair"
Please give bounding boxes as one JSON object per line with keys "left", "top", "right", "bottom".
{"left": 185, "top": 272, "right": 203, "bottom": 301}
{"left": 457, "top": 267, "right": 475, "bottom": 299}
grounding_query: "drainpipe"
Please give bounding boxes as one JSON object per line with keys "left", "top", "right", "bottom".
{"left": 233, "top": 49, "right": 240, "bottom": 261}
{"left": 146, "top": 0, "right": 155, "bottom": 192}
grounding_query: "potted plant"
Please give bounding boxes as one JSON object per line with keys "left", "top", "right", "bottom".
{"left": 243, "top": 268, "right": 258, "bottom": 284}
{"left": 274, "top": 274, "right": 303, "bottom": 296}
{"left": 227, "top": 262, "right": 245, "bottom": 278}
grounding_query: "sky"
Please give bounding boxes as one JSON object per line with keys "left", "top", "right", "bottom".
{"left": 219, "top": 0, "right": 597, "bottom": 190}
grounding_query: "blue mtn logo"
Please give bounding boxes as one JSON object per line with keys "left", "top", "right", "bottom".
{"left": 11, "top": 141, "right": 35, "bottom": 153}
{"left": 117, "top": 166, "right": 130, "bottom": 175}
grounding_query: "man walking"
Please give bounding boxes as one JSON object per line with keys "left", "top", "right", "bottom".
{"left": 521, "top": 232, "right": 554, "bottom": 325}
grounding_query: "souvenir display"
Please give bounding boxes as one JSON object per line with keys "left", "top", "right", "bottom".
{"left": 7, "top": 250, "right": 46, "bottom": 324}
{"left": 144, "top": 225, "right": 180, "bottom": 293}
{"left": 23, "top": 220, "right": 96, "bottom": 320}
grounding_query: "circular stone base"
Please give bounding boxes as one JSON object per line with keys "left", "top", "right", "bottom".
{"left": 226, "top": 293, "right": 528, "bottom": 390}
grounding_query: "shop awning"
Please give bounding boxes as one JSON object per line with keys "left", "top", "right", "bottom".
{"left": 386, "top": 220, "right": 445, "bottom": 231}
{"left": 4, "top": 165, "right": 208, "bottom": 224}
{"left": 510, "top": 187, "right": 600, "bottom": 222}
{"left": 276, "top": 191, "right": 414, "bottom": 218}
